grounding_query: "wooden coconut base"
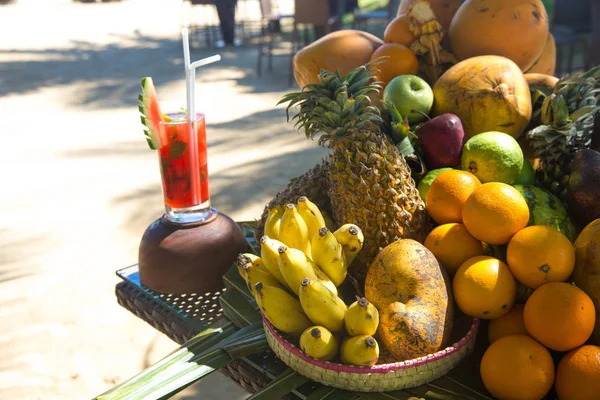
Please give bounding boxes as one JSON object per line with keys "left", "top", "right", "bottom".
{"left": 138, "top": 212, "right": 250, "bottom": 295}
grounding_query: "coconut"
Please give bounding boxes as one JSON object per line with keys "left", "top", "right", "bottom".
{"left": 449, "top": 0, "right": 549, "bottom": 71}
{"left": 432, "top": 55, "right": 532, "bottom": 139}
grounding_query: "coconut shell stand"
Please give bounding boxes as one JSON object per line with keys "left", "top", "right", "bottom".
{"left": 138, "top": 210, "right": 249, "bottom": 295}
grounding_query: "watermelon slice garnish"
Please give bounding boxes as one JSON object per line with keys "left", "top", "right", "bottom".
{"left": 138, "top": 77, "right": 165, "bottom": 150}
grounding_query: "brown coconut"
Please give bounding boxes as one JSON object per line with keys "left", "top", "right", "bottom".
{"left": 293, "top": 30, "right": 383, "bottom": 88}
{"left": 525, "top": 33, "right": 557, "bottom": 76}
{"left": 432, "top": 55, "right": 532, "bottom": 139}
{"left": 449, "top": 0, "right": 549, "bottom": 71}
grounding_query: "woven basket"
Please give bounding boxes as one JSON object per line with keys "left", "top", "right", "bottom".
{"left": 263, "top": 314, "right": 479, "bottom": 392}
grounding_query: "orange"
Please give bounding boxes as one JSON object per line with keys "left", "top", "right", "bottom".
{"left": 524, "top": 282, "right": 596, "bottom": 352}
{"left": 452, "top": 255, "right": 517, "bottom": 319}
{"left": 383, "top": 14, "right": 416, "bottom": 47}
{"left": 507, "top": 225, "right": 575, "bottom": 289}
{"left": 424, "top": 223, "right": 484, "bottom": 275}
{"left": 369, "top": 43, "right": 419, "bottom": 87}
{"left": 462, "top": 182, "right": 530, "bottom": 245}
{"left": 425, "top": 170, "right": 481, "bottom": 225}
{"left": 480, "top": 334, "right": 555, "bottom": 400}
{"left": 488, "top": 304, "right": 528, "bottom": 344}
{"left": 555, "top": 345, "right": 600, "bottom": 400}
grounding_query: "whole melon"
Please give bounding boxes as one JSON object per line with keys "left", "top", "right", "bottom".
{"left": 293, "top": 30, "right": 383, "bottom": 88}
{"left": 397, "top": 0, "right": 464, "bottom": 31}
{"left": 570, "top": 219, "right": 600, "bottom": 344}
{"left": 432, "top": 55, "right": 532, "bottom": 139}
{"left": 449, "top": 0, "right": 549, "bottom": 71}
{"left": 525, "top": 33, "right": 556, "bottom": 76}
{"left": 513, "top": 185, "right": 578, "bottom": 243}
{"left": 365, "top": 239, "right": 454, "bottom": 361}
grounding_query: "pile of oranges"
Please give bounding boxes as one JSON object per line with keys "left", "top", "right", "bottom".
{"left": 423, "top": 169, "right": 600, "bottom": 400}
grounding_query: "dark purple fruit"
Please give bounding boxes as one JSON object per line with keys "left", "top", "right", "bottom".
{"left": 566, "top": 149, "right": 600, "bottom": 228}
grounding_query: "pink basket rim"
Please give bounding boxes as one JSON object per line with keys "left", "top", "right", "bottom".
{"left": 263, "top": 314, "right": 480, "bottom": 374}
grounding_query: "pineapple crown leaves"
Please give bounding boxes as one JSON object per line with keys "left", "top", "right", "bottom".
{"left": 277, "top": 62, "right": 384, "bottom": 147}
{"left": 527, "top": 65, "right": 600, "bottom": 161}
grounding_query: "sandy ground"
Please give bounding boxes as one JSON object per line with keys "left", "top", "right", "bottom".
{"left": 0, "top": 0, "right": 328, "bottom": 398}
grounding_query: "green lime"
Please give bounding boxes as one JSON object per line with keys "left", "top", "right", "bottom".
{"left": 461, "top": 131, "right": 524, "bottom": 184}
{"left": 417, "top": 167, "right": 453, "bottom": 201}
{"left": 513, "top": 157, "right": 536, "bottom": 186}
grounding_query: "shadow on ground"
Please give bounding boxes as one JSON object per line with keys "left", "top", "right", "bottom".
{"left": 59, "top": 107, "right": 327, "bottom": 233}
{"left": 0, "top": 31, "right": 295, "bottom": 108}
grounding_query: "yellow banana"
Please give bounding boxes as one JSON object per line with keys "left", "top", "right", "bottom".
{"left": 241, "top": 259, "right": 284, "bottom": 297}
{"left": 321, "top": 210, "right": 337, "bottom": 232}
{"left": 340, "top": 335, "right": 380, "bottom": 366}
{"left": 310, "top": 227, "right": 347, "bottom": 287}
{"left": 277, "top": 246, "right": 338, "bottom": 296}
{"left": 259, "top": 236, "right": 289, "bottom": 287}
{"left": 298, "top": 277, "right": 347, "bottom": 333}
{"left": 299, "top": 326, "right": 339, "bottom": 361}
{"left": 264, "top": 205, "right": 284, "bottom": 241}
{"left": 296, "top": 196, "right": 326, "bottom": 241}
{"left": 254, "top": 282, "right": 312, "bottom": 337}
{"left": 344, "top": 297, "right": 379, "bottom": 336}
{"left": 278, "top": 203, "right": 311, "bottom": 258}
{"left": 333, "top": 224, "right": 365, "bottom": 265}
{"left": 236, "top": 253, "right": 269, "bottom": 284}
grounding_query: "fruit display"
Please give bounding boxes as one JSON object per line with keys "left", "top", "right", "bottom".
{"left": 247, "top": 1, "right": 600, "bottom": 395}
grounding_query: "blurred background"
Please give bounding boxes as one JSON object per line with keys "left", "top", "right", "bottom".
{"left": 0, "top": 0, "right": 592, "bottom": 399}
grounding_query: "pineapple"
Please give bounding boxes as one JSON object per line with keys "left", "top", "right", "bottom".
{"left": 254, "top": 160, "right": 332, "bottom": 241}
{"left": 527, "top": 66, "right": 600, "bottom": 199}
{"left": 278, "top": 64, "right": 432, "bottom": 284}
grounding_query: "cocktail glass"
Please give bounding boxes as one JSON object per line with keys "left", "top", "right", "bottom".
{"left": 157, "top": 112, "right": 217, "bottom": 225}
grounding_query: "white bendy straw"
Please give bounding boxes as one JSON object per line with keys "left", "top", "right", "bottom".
{"left": 181, "top": 28, "right": 221, "bottom": 205}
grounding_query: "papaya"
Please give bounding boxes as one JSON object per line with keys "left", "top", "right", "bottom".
{"left": 525, "top": 33, "right": 556, "bottom": 76}
{"left": 397, "top": 0, "right": 464, "bottom": 32}
{"left": 365, "top": 239, "right": 453, "bottom": 361}
{"left": 293, "top": 30, "right": 383, "bottom": 88}
{"left": 432, "top": 55, "right": 532, "bottom": 139}
{"left": 449, "top": 0, "right": 549, "bottom": 71}
{"left": 570, "top": 219, "right": 600, "bottom": 344}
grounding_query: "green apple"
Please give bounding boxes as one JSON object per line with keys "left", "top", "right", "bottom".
{"left": 383, "top": 75, "right": 434, "bottom": 124}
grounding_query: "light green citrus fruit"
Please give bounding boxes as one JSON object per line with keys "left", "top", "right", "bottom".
{"left": 417, "top": 168, "right": 453, "bottom": 201}
{"left": 461, "top": 131, "right": 524, "bottom": 184}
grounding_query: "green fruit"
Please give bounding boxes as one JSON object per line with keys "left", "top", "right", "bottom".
{"left": 513, "top": 185, "right": 578, "bottom": 243}
{"left": 383, "top": 75, "right": 434, "bottom": 124}
{"left": 461, "top": 131, "right": 524, "bottom": 184}
{"left": 513, "top": 158, "right": 535, "bottom": 186}
{"left": 417, "top": 168, "right": 453, "bottom": 201}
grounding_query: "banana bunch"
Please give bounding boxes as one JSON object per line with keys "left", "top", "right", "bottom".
{"left": 235, "top": 196, "right": 378, "bottom": 366}
{"left": 264, "top": 196, "right": 364, "bottom": 285}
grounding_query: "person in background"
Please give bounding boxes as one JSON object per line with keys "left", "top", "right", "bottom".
{"left": 313, "top": 0, "right": 359, "bottom": 39}
{"left": 214, "top": 0, "right": 239, "bottom": 47}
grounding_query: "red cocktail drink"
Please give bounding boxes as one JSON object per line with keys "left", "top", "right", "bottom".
{"left": 157, "top": 112, "right": 215, "bottom": 223}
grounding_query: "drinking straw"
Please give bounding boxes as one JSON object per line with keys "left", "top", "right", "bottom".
{"left": 181, "top": 28, "right": 221, "bottom": 205}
